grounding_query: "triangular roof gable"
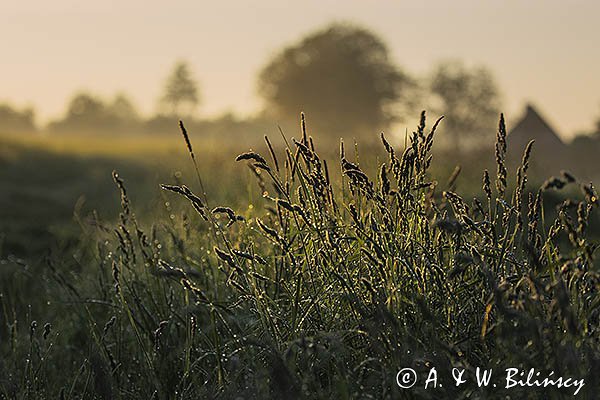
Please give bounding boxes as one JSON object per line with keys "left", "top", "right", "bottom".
{"left": 508, "top": 104, "right": 565, "bottom": 152}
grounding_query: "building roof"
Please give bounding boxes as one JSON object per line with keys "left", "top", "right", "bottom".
{"left": 508, "top": 104, "right": 565, "bottom": 156}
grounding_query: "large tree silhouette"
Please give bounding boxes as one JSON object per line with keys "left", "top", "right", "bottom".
{"left": 257, "top": 23, "right": 412, "bottom": 138}
{"left": 429, "top": 61, "right": 501, "bottom": 150}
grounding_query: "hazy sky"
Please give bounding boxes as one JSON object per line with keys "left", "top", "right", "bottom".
{"left": 1, "top": 0, "right": 599, "bottom": 138}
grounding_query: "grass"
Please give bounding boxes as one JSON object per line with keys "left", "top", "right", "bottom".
{"left": 0, "top": 131, "right": 213, "bottom": 157}
{"left": 0, "top": 113, "right": 599, "bottom": 399}
{"left": 0, "top": 133, "right": 253, "bottom": 257}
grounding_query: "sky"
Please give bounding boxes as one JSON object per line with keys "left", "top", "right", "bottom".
{"left": 1, "top": 0, "right": 599, "bottom": 139}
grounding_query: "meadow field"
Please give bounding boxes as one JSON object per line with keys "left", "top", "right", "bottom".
{"left": 0, "top": 114, "right": 598, "bottom": 399}
{"left": 0, "top": 132, "right": 247, "bottom": 256}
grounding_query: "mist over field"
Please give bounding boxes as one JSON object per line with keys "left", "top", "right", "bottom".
{"left": 1, "top": 2, "right": 599, "bottom": 399}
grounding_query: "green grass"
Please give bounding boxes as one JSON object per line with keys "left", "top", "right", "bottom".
{"left": 0, "top": 133, "right": 254, "bottom": 258}
{"left": 0, "top": 114, "right": 599, "bottom": 399}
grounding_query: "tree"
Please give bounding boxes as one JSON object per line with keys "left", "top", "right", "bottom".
{"left": 48, "top": 92, "right": 141, "bottom": 134}
{"left": 59, "top": 93, "right": 107, "bottom": 130}
{"left": 109, "top": 93, "right": 139, "bottom": 122}
{"left": 160, "top": 61, "right": 200, "bottom": 118}
{"left": 257, "top": 23, "right": 413, "bottom": 138}
{"left": 429, "top": 61, "right": 501, "bottom": 150}
{"left": 0, "top": 103, "right": 36, "bottom": 133}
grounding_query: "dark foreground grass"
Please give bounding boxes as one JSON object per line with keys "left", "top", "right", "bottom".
{"left": 1, "top": 113, "right": 599, "bottom": 399}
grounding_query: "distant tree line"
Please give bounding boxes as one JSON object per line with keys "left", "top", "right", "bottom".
{"left": 1, "top": 22, "right": 599, "bottom": 148}
{"left": 0, "top": 104, "right": 36, "bottom": 133}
